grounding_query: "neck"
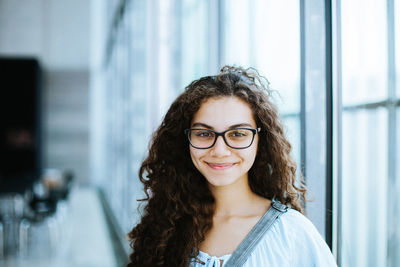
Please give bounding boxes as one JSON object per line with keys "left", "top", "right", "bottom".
{"left": 209, "top": 175, "right": 267, "bottom": 217}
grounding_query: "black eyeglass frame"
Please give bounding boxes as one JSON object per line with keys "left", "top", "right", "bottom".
{"left": 184, "top": 127, "right": 261, "bottom": 149}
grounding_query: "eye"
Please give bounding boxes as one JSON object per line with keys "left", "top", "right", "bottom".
{"left": 195, "top": 130, "right": 213, "bottom": 138}
{"left": 228, "top": 129, "right": 248, "bottom": 137}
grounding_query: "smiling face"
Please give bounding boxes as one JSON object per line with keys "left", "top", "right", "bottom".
{"left": 189, "top": 96, "right": 259, "bottom": 188}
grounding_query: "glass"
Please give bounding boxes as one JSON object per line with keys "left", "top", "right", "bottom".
{"left": 282, "top": 116, "right": 300, "bottom": 175}
{"left": 127, "top": 0, "right": 149, "bottom": 233}
{"left": 185, "top": 128, "right": 260, "bottom": 149}
{"left": 0, "top": 195, "right": 24, "bottom": 258}
{"left": 222, "top": 0, "right": 300, "bottom": 115}
{"left": 252, "top": 0, "right": 300, "bottom": 115}
{"left": 180, "top": 0, "right": 209, "bottom": 90}
{"left": 341, "top": 0, "right": 388, "bottom": 105}
{"left": 221, "top": 0, "right": 251, "bottom": 66}
{"left": 0, "top": 221, "right": 3, "bottom": 260}
{"left": 396, "top": 0, "right": 400, "bottom": 97}
{"left": 340, "top": 108, "right": 388, "bottom": 267}
{"left": 18, "top": 217, "right": 59, "bottom": 260}
{"left": 394, "top": 108, "right": 400, "bottom": 266}
{"left": 158, "top": 0, "right": 181, "bottom": 117}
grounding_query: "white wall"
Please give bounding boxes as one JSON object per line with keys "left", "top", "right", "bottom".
{"left": 0, "top": 0, "right": 90, "bottom": 69}
{"left": 0, "top": 0, "right": 91, "bottom": 184}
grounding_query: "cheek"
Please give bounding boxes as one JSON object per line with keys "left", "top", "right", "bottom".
{"left": 189, "top": 147, "right": 202, "bottom": 166}
{"left": 243, "top": 150, "right": 257, "bottom": 166}
{"left": 245, "top": 142, "right": 258, "bottom": 165}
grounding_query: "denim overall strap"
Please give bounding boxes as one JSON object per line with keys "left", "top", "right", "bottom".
{"left": 223, "top": 200, "right": 288, "bottom": 267}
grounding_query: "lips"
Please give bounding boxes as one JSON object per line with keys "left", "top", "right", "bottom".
{"left": 206, "top": 162, "right": 236, "bottom": 170}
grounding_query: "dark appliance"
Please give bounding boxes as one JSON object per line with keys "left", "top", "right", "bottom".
{"left": 0, "top": 57, "right": 42, "bottom": 193}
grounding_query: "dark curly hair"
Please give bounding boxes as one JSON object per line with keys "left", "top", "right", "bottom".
{"left": 127, "top": 66, "right": 306, "bottom": 267}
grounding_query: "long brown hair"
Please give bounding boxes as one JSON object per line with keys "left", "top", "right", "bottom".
{"left": 127, "top": 66, "right": 306, "bottom": 266}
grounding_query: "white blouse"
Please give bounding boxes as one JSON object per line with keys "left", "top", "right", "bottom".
{"left": 189, "top": 209, "right": 337, "bottom": 267}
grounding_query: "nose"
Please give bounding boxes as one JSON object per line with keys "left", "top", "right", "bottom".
{"left": 210, "top": 136, "right": 231, "bottom": 156}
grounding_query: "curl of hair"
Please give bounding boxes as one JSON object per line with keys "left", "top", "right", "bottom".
{"left": 127, "top": 66, "right": 306, "bottom": 267}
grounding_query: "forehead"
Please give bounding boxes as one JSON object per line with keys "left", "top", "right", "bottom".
{"left": 191, "top": 96, "right": 256, "bottom": 129}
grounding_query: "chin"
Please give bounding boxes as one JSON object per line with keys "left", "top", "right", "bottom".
{"left": 204, "top": 174, "right": 244, "bottom": 187}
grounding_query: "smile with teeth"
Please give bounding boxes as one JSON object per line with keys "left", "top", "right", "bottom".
{"left": 206, "top": 162, "right": 236, "bottom": 170}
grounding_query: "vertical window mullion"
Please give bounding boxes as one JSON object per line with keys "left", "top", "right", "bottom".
{"left": 331, "top": 0, "right": 343, "bottom": 262}
{"left": 324, "top": 0, "right": 333, "bottom": 250}
{"left": 300, "top": 0, "right": 306, "bottom": 180}
{"left": 302, "top": 0, "right": 333, "bottom": 248}
{"left": 387, "top": 0, "right": 398, "bottom": 266}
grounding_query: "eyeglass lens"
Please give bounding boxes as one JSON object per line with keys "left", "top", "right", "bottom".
{"left": 188, "top": 129, "right": 254, "bottom": 148}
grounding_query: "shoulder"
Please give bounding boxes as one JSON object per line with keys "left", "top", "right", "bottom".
{"left": 261, "top": 208, "right": 324, "bottom": 255}
{"left": 258, "top": 208, "right": 322, "bottom": 245}
{"left": 279, "top": 208, "right": 320, "bottom": 236}
{"left": 278, "top": 209, "right": 337, "bottom": 266}
{"left": 245, "top": 208, "right": 337, "bottom": 266}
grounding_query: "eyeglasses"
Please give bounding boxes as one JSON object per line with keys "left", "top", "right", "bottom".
{"left": 184, "top": 127, "right": 261, "bottom": 149}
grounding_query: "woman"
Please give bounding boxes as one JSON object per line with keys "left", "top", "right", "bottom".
{"left": 128, "top": 66, "right": 337, "bottom": 267}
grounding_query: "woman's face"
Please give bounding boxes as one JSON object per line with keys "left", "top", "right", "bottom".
{"left": 189, "top": 96, "right": 259, "bottom": 188}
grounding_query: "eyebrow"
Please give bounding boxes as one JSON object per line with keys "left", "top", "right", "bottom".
{"left": 191, "top": 122, "right": 254, "bottom": 129}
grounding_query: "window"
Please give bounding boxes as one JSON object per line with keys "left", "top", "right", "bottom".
{"left": 334, "top": 0, "right": 400, "bottom": 266}
{"left": 91, "top": 1, "right": 400, "bottom": 265}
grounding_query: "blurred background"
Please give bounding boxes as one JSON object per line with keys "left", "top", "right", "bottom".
{"left": 0, "top": 0, "right": 399, "bottom": 266}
